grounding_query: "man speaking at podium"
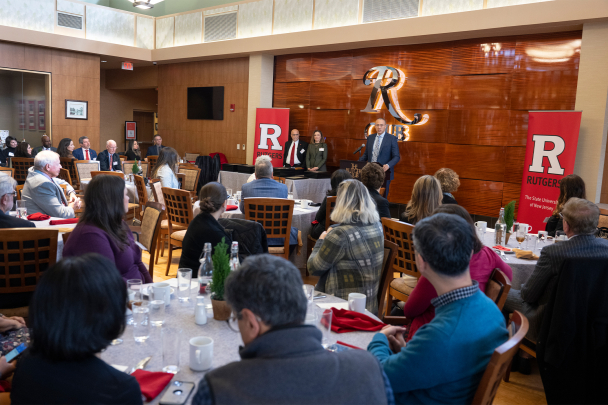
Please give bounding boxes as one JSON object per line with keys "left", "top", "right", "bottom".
{"left": 359, "top": 118, "right": 400, "bottom": 198}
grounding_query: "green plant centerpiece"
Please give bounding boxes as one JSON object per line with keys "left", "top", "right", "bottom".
{"left": 504, "top": 200, "right": 516, "bottom": 244}
{"left": 210, "top": 238, "right": 232, "bottom": 321}
{"left": 132, "top": 162, "right": 140, "bottom": 176}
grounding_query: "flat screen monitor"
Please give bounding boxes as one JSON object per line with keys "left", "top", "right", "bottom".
{"left": 187, "top": 86, "right": 224, "bottom": 120}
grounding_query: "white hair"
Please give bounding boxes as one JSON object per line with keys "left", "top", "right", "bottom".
{"left": 331, "top": 179, "right": 380, "bottom": 225}
{"left": 0, "top": 175, "right": 16, "bottom": 198}
{"left": 255, "top": 155, "right": 272, "bottom": 164}
{"left": 255, "top": 156, "right": 273, "bottom": 179}
{"left": 106, "top": 140, "right": 116, "bottom": 146}
{"left": 34, "top": 150, "right": 59, "bottom": 170}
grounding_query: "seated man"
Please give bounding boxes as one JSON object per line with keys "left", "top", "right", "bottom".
{"left": 72, "top": 136, "right": 97, "bottom": 161}
{"left": 192, "top": 254, "right": 392, "bottom": 405}
{"left": 368, "top": 213, "right": 508, "bottom": 404}
{"left": 361, "top": 162, "right": 391, "bottom": 218}
{"left": 22, "top": 151, "right": 81, "bottom": 218}
{"left": 32, "top": 135, "right": 57, "bottom": 157}
{"left": 146, "top": 134, "right": 165, "bottom": 156}
{"left": 0, "top": 176, "right": 35, "bottom": 228}
{"left": 97, "top": 140, "right": 122, "bottom": 172}
{"left": 504, "top": 198, "right": 608, "bottom": 343}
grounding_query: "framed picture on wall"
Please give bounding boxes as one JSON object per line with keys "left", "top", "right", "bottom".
{"left": 65, "top": 100, "right": 88, "bottom": 120}
{"left": 38, "top": 115, "right": 46, "bottom": 131}
{"left": 28, "top": 100, "right": 35, "bottom": 115}
{"left": 125, "top": 121, "right": 136, "bottom": 140}
{"left": 38, "top": 101, "right": 45, "bottom": 115}
{"left": 28, "top": 115, "right": 35, "bottom": 130}
{"left": 28, "top": 100, "right": 36, "bottom": 130}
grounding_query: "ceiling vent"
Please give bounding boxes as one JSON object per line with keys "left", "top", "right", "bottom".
{"left": 362, "top": 0, "right": 419, "bottom": 23}
{"left": 204, "top": 12, "right": 237, "bottom": 43}
{"left": 57, "top": 12, "right": 83, "bottom": 30}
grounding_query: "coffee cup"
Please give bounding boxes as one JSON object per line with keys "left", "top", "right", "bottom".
{"left": 474, "top": 221, "right": 487, "bottom": 233}
{"left": 300, "top": 199, "right": 310, "bottom": 208}
{"left": 153, "top": 282, "right": 171, "bottom": 306}
{"left": 189, "top": 337, "right": 213, "bottom": 371}
{"left": 227, "top": 198, "right": 236, "bottom": 206}
{"left": 348, "top": 293, "right": 366, "bottom": 313}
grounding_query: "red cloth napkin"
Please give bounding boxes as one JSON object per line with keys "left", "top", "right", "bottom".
{"left": 50, "top": 219, "right": 79, "bottom": 225}
{"left": 132, "top": 369, "right": 174, "bottom": 401}
{"left": 227, "top": 205, "right": 238, "bottom": 211}
{"left": 330, "top": 308, "right": 386, "bottom": 334}
{"left": 492, "top": 245, "right": 512, "bottom": 251}
{"left": 27, "top": 213, "right": 50, "bottom": 221}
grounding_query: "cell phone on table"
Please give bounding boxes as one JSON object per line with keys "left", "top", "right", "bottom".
{"left": 5, "top": 343, "right": 27, "bottom": 362}
{"left": 159, "top": 381, "right": 195, "bottom": 405}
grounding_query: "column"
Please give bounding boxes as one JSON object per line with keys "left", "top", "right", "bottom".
{"left": 246, "top": 54, "right": 274, "bottom": 165}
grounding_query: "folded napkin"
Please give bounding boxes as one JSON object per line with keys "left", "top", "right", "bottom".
{"left": 330, "top": 308, "right": 386, "bottom": 334}
{"left": 512, "top": 248, "right": 539, "bottom": 260}
{"left": 492, "top": 245, "right": 512, "bottom": 252}
{"left": 132, "top": 369, "right": 174, "bottom": 402}
{"left": 27, "top": 213, "right": 50, "bottom": 221}
{"left": 50, "top": 218, "right": 79, "bottom": 225}
{"left": 226, "top": 205, "right": 238, "bottom": 211}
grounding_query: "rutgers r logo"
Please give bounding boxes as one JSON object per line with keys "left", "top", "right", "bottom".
{"left": 257, "top": 124, "right": 282, "bottom": 150}
{"left": 528, "top": 135, "right": 566, "bottom": 175}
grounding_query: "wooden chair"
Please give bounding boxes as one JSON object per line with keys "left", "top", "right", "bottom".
{"left": 89, "top": 171, "right": 138, "bottom": 221}
{"left": 61, "top": 232, "right": 71, "bottom": 245}
{"left": 0, "top": 168, "right": 14, "bottom": 178}
{"left": 273, "top": 176, "right": 286, "bottom": 184}
{"left": 244, "top": 198, "right": 294, "bottom": 260}
{"left": 129, "top": 202, "right": 164, "bottom": 281}
{"left": 119, "top": 155, "right": 126, "bottom": 162}
{"left": 379, "top": 187, "right": 386, "bottom": 197}
{"left": 0, "top": 229, "right": 58, "bottom": 317}
{"left": 377, "top": 239, "right": 399, "bottom": 321}
{"left": 184, "top": 153, "right": 200, "bottom": 164}
{"left": 178, "top": 167, "right": 201, "bottom": 196}
{"left": 161, "top": 188, "right": 194, "bottom": 276}
{"left": 133, "top": 175, "right": 149, "bottom": 221}
{"left": 123, "top": 161, "right": 149, "bottom": 178}
{"left": 58, "top": 168, "right": 72, "bottom": 185}
{"left": 382, "top": 218, "right": 419, "bottom": 304}
{"left": 147, "top": 155, "right": 158, "bottom": 169}
{"left": 91, "top": 171, "right": 125, "bottom": 179}
{"left": 472, "top": 311, "right": 529, "bottom": 405}
{"left": 75, "top": 161, "right": 99, "bottom": 184}
{"left": 485, "top": 269, "right": 512, "bottom": 311}
{"left": 150, "top": 181, "right": 172, "bottom": 265}
{"left": 11, "top": 158, "right": 34, "bottom": 183}
{"left": 60, "top": 158, "right": 79, "bottom": 190}
{"left": 306, "top": 196, "right": 337, "bottom": 261}
{"left": 16, "top": 185, "right": 23, "bottom": 200}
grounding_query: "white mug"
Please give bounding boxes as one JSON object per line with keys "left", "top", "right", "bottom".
{"left": 227, "top": 198, "right": 236, "bottom": 206}
{"left": 348, "top": 293, "right": 366, "bottom": 313}
{"left": 519, "top": 223, "right": 533, "bottom": 233}
{"left": 189, "top": 337, "right": 213, "bottom": 371}
{"left": 474, "top": 221, "right": 487, "bottom": 233}
{"left": 300, "top": 199, "right": 310, "bottom": 208}
{"left": 153, "top": 282, "right": 171, "bottom": 306}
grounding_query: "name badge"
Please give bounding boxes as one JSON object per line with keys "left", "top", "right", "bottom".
{"left": 319, "top": 148, "right": 324, "bottom": 151}
{"left": 8, "top": 152, "right": 14, "bottom": 157}
{"left": 300, "top": 149, "right": 305, "bottom": 154}
{"left": 113, "top": 161, "right": 118, "bottom": 166}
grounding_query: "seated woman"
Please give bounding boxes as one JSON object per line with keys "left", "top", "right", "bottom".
{"left": 179, "top": 182, "right": 232, "bottom": 277}
{"left": 57, "top": 138, "right": 75, "bottom": 160}
{"left": 434, "top": 168, "right": 460, "bottom": 204}
{"left": 1, "top": 137, "right": 17, "bottom": 167}
{"left": 151, "top": 147, "right": 179, "bottom": 189}
{"left": 310, "top": 169, "right": 352, "bottom": 239}
{"left": 11, "top": 254, "right": 143, "bottom": 404}
{"left": 63, "top": 175, "right": 152, "bottom": 283}
{"left": 399, "top": 175, "right": 442, "bottom": 224}
{"left": 546, "top": 174, "right": 585, "bottom": 237}
{"left": 125, "top": 140, "right": 142, "bottom": 161}
{"left": 401, "top": 204, "right": 513, "bottom": 341}
{"left": 361, "top": 163, "right": 390, "bottom": 219}
{"left": 307, "top": 180, "right": 384, "bottom": 313}
{"left": 14, "top": 142, "right": 32, "bottom": 158}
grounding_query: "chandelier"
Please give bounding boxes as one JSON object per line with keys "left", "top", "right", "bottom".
{"left": 127, "top": 0, "right": 164, "bottom": 9}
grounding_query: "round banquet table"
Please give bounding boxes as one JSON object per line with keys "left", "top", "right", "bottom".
{"left": 30, "top": 216, "right": 78, "bottom": 261}
{"left": 80, "top": 179, "right": 153, "bottom": 204}
{"left": 101, "top": 281, "right": 378, "bottom": 405}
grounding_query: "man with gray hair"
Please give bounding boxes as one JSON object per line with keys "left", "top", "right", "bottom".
{"left": 73, "top": 136, "right": 97, "bottom": 161}
{"left": 22, "top": 150, "right": 81, "bottom": 218}
{"left": 192, "top": 254, "right": 392, "bottom": 405}
{"left": 505, "top": 197, "right": 608, "bottom": 345}
{"left": 0, "top": 176, "right": 35, "bottom": 228}
{"left": 239, "top": 154, "right": 286, "bottom": 212}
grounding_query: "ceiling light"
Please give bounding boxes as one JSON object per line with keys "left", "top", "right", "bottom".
{"left": 128, "top": 0, "right": 164, "bottom": 9}
{"left": 101, "top": 60, "right": 107, "bottom": 63}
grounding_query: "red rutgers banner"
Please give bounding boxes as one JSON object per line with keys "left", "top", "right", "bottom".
{"left": 518, "top": 111, "right": 582, "bottom": 233}
{"left": 253, "top": 108, "right": 289, "bottom": 167}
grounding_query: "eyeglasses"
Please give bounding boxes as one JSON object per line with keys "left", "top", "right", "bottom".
{"left": 226, "top": 312, "right": 241, "bottom": 333}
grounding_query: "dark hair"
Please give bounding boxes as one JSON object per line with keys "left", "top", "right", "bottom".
{"left": 15, "top": 142, "right": 31, "bottom": 158}
{"left": 198, "top": 182, "right": 227, "bottom": 213}
{"left": 361, "top": 163, "right": 385, "bottom": 191}
{"left": 328, "top": 169, "right": 352, "bottom": 196}
{"left": 57, "top": 138, "right": 73, "bottom": 158}
{"left": 80, "top": 174, "right": 129, "bottom": 248}
{"left": 553, "top": 174, "right": 586, "bottom": 216}
{"left": 5, "top": 136, "right": 15, "bottom": 148}
{"left": 413, "top": 213, "right": 474, "bottom": 277}
{"left": 29, "top": 254, "right": 127, "bottom": 361}
{"left": 127, "top": 140, "right": 141, "bottom": 160}
{"left": 152, "top": 147, "right": 179, "bottom": 178}
{"left": 225, "top": 254, "right": 307, "bottom": 327}
{"left": 309, "top": 130, "right": 323, "bottom": 144}
{"left": 78, "top": 136, "right": 88, "bottom": 145}
{"left": 432, "top": 205, "right": 483, "bottom": 254}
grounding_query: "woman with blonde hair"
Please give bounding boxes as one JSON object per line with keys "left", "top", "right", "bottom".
{"left": 151, "top": 147, "right": 179, "bottom": 189}
{"left": 434, "top": 168, "right": 460, "bottom": 204}
{"left": 307, "top": 179, "right": 384, "bottom": 313}
{"left": 400, "top": 175, "right": 442, "bottom": 224}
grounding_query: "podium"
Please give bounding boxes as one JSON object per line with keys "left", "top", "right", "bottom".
{"left": 340, "top": 160, "right": 390, "bottom": 197}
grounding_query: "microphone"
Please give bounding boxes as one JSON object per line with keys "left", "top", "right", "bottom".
{"left": 353, "top": 144, "right": 365, "bottom": 155}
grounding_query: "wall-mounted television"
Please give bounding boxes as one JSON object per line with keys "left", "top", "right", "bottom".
{"left": 187, "top": 86, "right": 224, "bottom": 120}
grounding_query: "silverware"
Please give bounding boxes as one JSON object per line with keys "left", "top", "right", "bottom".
{"left": 500, "top": 251, "right": 509, "bottom": 261}
{"left": 130, "top": 356, "right": 152, "bottom": 374}
{"left": 313, "top": 295, "right": 327, "bottom": 300}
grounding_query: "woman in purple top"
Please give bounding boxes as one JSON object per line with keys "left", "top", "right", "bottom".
{"left": 63, "top": 175, "right": 152, "bottom": 283}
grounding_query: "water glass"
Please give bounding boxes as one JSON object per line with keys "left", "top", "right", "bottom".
{"left": 16, "top": 201, "right": 27, "bottom": 219}
{"left": 304, "top": 301, "right": 317, "bottom": 325}
{"left": 133, "top": 301, "right": 150, "bottom": 342}
{"left": 226, "top": 188, "right": 232, "bottom": 199}
{"left": 302, "top": 284, "right": 315, "bottom": 303}
{"left": 126, "top": 279, "right": 142, "bottom": 325}
{"left": 150, "top": 299, "right": 165, "bottom": 326}
{"left": 177, "top": 268, "right": 192, "bottom": 302}
{"left": 162, "top": 328, "right": 182, "bottom": 374}
{"left": 537, "top": 231, "right": 549, "bottom": 251}
{"left": 316, "top": 308, "right": 334, "bottom": 350}
{"left": 525, "top": 234, "right": 538, "bottom": 251}
{"left": 288, "top": 192, "right": 294, "bottom": 200}
{"left": 555, "top": 231, "right": 568, "bottom": 243}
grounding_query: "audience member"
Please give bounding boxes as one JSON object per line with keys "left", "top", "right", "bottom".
{"left": 368, "top": 213, "right": 508, "bottom": 404}
{"left": 97, "top": 140, "right": 122, "bottom": 172}
{"left": 361, "top": 162, "right": 391, "bottom": 219}
{"left": 0, "top": 315, "right": 28, "bottom": 356}
{"left": 151, "top": 147, "right": 179, "bottom": 189}
{"left": 31, "top": 135, "right": 56, "bottom": 157}
{"left": 399, "top": 205, "right": 512, "bottom": 341}
{"left": 0, "top": 176, "right": 34, "bottom": 229}
{"left": 14, "top": 142, "right": 32, "bottom": 158}
{"left": 308, "top": 180, "right": 384, "bottom": 313}
{"left": 505, "top": 198, "right": 608, "bottom": 343}
{"left": 72, "top": 136, "right": 97, "bottom": 161}
{"left": 146, "top": 134, "right": 165, "bottom": 156}
{"left": 306, "top": 130, "right": 327, "bottom": 171}
{"left": 434, "top": 168, "right": 460, "bottom": 204}
{"left": 310, "top": 169, "right": 352, "bottom": 239}
{"left": 283, "top": 129, "right": 308, "bottom": 169}
{"left": 22, "top": 151, "right": 81, "bottom": 218}
{"left": 179, "top": 182, "right": 231, "bottom": 276}
{"left": 192, "top": 254, "right": 392, "bottom": 405}
{"left": 546, "top": 174, "right": 586, "bottom": 237}
{"left": 11, "top": 254, "right": 143, "bottom": 404}
{"left": 57, "top": 138, "right": 75, "bottom": 160}
{"left": 125, "top": 139, "right": 142, "bottom": 161}
{"left": 399, "top": 175, "right": 442, "bottom": 224}
{"left": 1, "top": 137, "right": 17, "bottom": 166}
{"left": 241, "top": 155, "right": 288, "bottom": 212}
{"left": 358, "top": 118, "right": 400, "bottom": 197}
{"left": 63, "top": 175, "right": 152, "bottom": 283}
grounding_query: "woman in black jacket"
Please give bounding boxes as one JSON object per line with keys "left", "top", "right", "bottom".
{"left": 125, "top": 140, "right": 142, "bottom": 161}
{"left": 310, "top": 169, "right": 352, "bottom": 239}
{"left": 434, "top": 168, "right": 460, "bottom": 205}
{"left": 546, "top": 174, "right": 586, "bottom": 237}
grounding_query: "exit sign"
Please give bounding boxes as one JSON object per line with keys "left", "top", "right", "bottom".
{"left": 122, "top": 62, "right": 133, "bottom": 71}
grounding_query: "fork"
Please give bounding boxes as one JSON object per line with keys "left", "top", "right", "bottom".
{"left": 500, "top": 250, "right": 509, "bottom": 261}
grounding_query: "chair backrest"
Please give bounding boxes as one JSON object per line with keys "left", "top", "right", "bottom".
{"left": 325, "top": 196, "right": 337, "bottom": 231}
{"left": 133, "top": 174, "right": 148, "bottom": 214}
{"left": 185, "top": 153, "right": 199, "bottom": 163}
{"left": 379, "top": 187, "right": 386, "bottom": 196}
{"left": 151, "top": 181, "right": 165, "bottom": 207}
{"left": 178, "top": 167, "right": 201, "bottom": 192}
{"left": 147, "top": 155, "right": 158, "bottom": 169}
{"left": 485, "top": 269, "right": 512, "bottom": 311}
{"left": 119, "top": 155, "right": 126, "bottom": 161}
{"left": 122, "top": 161, "right": 150, "bottom": 178}
{"left": 0, "top": 229, "right": 58, "bottom": 293}
{"left": 377, "top": 239, "right": 399, "bottom": 319}
{"left": 11, "top": 158, "right": 34, "bottom": 183}
{"left": 75, "top": 161, "right": 100, "bottom": 183}
{"left": 243, "top": 198, "right": 294, "bottom": 260}
{"left": 0, "top": 168, "right": 14, "bottom": 178}
{"left": 161, "top": 187, "right": 194, "bottom": 233}
{"left": 59, "top": 158, "right": 79, "bottom": 188}
{"left": 381, "top": 217, "right": 419, "bottom": 278}
{"left": 58, "top": 168, "right": 72, "bottom": 185}
{"left": 139, "top": 201, "right": 164, "bottom": 279}
{"left": 59, "top": 184, "right": 68, "bottom": 199}
{"left": 472, "top": 311, "right": 529, "bottom": 405}
{"left": 91, "top": 171, "right": 125, "bottom": 179}
{"left": 15, "top": 185, "right": 23, "bottom": 200}
{"left": 273, "top": 176, "right": 286, "bottom": 184}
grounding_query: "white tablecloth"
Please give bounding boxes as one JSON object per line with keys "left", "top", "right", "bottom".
{"left": 31, "top": 217, "right": 78, "bottom": 261}
{"left": 81, "top": 180, "right": 153, "bottom": 204}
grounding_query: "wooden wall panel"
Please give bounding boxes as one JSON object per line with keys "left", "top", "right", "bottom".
{"left": 452, "top": 41, "right": 516, "bottom": 75}
{"left": 444, "top": 144, "right": 506, "bottom": 182}
{"left": 273, "top": 82, "right": 311, "bottom": 108}
{"left": 346, "top": 109, "right": 397, "bottom": 140}
{"left": 448, "top": 110, "right": 511, "bottom": 146}
{"left": 311, "top": 51, "right": 352, "bottom": 81}
{"left": 309, "top": 109, "right": 349, "bottom": 136}
{"left": 275, "top": 54, "right": 311, "bottom": 82}
{"left": 452, "top": 179, "right": 504, "bottom": 217}
{"left": 400, "top": 45, "right": 453, "bottom": 74}
{"left": 502, "top": 182, "right": 522, "bottom": 218}
{"left": 324, "top": 137, "right": 361, "bottom": 167}
{"left": 508, "top": 110, "right": 529, "bottom": 146}
{"left": 504, "top": 146, "right": 527, "bottom": 184}
{"left": 388, "top": 172, "right": 421, "bottom": 204}
{"left": 401, "top": 110, "right": 449, "bottom": 143}
{"left": 450, "top": 74, "right": 512, "bottom": 110}
{"left": 514, "top": 32, "right": 581, "bottom": 72}
{"left": 395, "top": 75, "right": 452, "bottom": 110}
{"left": 351, "top": 46, "right": 405, "bottom": 78}
{"left": 510, "top": 70, "right": 578, "bottom": 110}
{"left": 310, "top": 80, "right": 351, "bottom": 110}
{"left": 288, "top": 108, "right": 310, "bottom": 133}
{"left": 394, "top": 142, "right": 445, "bottom": 176}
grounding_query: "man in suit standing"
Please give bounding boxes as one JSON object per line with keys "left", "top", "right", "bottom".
{"left": 283, "top": 129, "right": 308, "bottom": 169}
{"left": 0, "top": 176, "right": 35, "bottom": 228}
{"left": 358, "top": 118, "right": 400, "bottom": 198}
{"left": 97, "top": 140, "right": 122, "bottom": 172}
{"left": 73, "top": 136, "right": 97, "bottom": 161}
{"left": 146, "top": 135, "right": 165, "bottom": 157}
{"left": 32, "top": 135, "right": 57, "bottom": 157}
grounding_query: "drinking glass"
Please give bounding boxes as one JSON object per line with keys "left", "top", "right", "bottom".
{"left": 177, "top": 268, "right": 192, "bottom": 302}
{"left": 127, "top": 279, "right": 142, "bottom": 325}
{"left": 515, "top": 224, "right": 526, "bottom": 249}
{"left": 16, "top": 201, "right": 27, "bottom": 220}
{"left": 162, "top": 328, "right": 182, "bottom": 374}
{"left": 555, "top": 231, "right": 567, "bottom": 243}
{"left": 317, "top": 308, "right": 334, "bottom": 350}
{"left": 525, "top": 234, "right": 538, "bottom": 251}
{"left": 226, "top": 189, "right": 232, "bottom": 199}
{"left": 288, "top": 193, "right": 294, "bottom": 200}
{"left": 133, "top": 300, "right": 150, "bottom": 342}
{"left": 150, "top": 299, "right": 165, "bottom": 326}
{"left": 537, "top": 231, "right": 549, "bottom": 251}
{"left": 302, "top": 284, "right": 315, "bottom": 303}
{"left": 304, "top": 301, "right": 317, "bottom": 325}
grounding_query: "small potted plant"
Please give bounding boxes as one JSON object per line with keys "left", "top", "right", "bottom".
{"left": 210, "top": 238, "right": 232, "bottom": 321}
{"left": 504, "top": 200, "right": 516, "bottom": 244}
{"left": 132, "top": 162, "right": 140, "bottom": 176}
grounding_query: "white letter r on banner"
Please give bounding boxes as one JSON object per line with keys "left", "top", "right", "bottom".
{"left": 258, "top": 124, "right": 282, "bottom": 150}
{"left": 528, "top": 134, "right": 566, "bottom": 175}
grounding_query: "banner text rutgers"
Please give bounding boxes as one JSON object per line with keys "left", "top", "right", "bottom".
{"left": 253, "top": 108, "right": 289, "bottom": 167}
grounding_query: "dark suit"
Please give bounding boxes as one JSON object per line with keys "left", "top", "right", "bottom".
{"left": 0, "top": 210, "right": 35, "bottom": 229}
{"left": 442, "top": 193, "right": 458, "bottom": 205}
{"left": 368, "top": 188, "right": 391, "bottom": 219}
{"left": 97, "top": 150, "right": 122, "bottom": 171}
{"left": 146, "top": 145, "right": 165, "bottom": 156}
{"left": 504, "top": 234, "right": 608, "bottom": 342}
{"left": 32, "top": 146, "right": 57, "bottom": 157}
{"left": 283, "top": 140, "right": 308, "bottom": 168}
{"left": 72, "top": 147, "right": 97, "bottom": 161}
{"left": 358, "top": 133, "right": 400, "bottom": 197}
